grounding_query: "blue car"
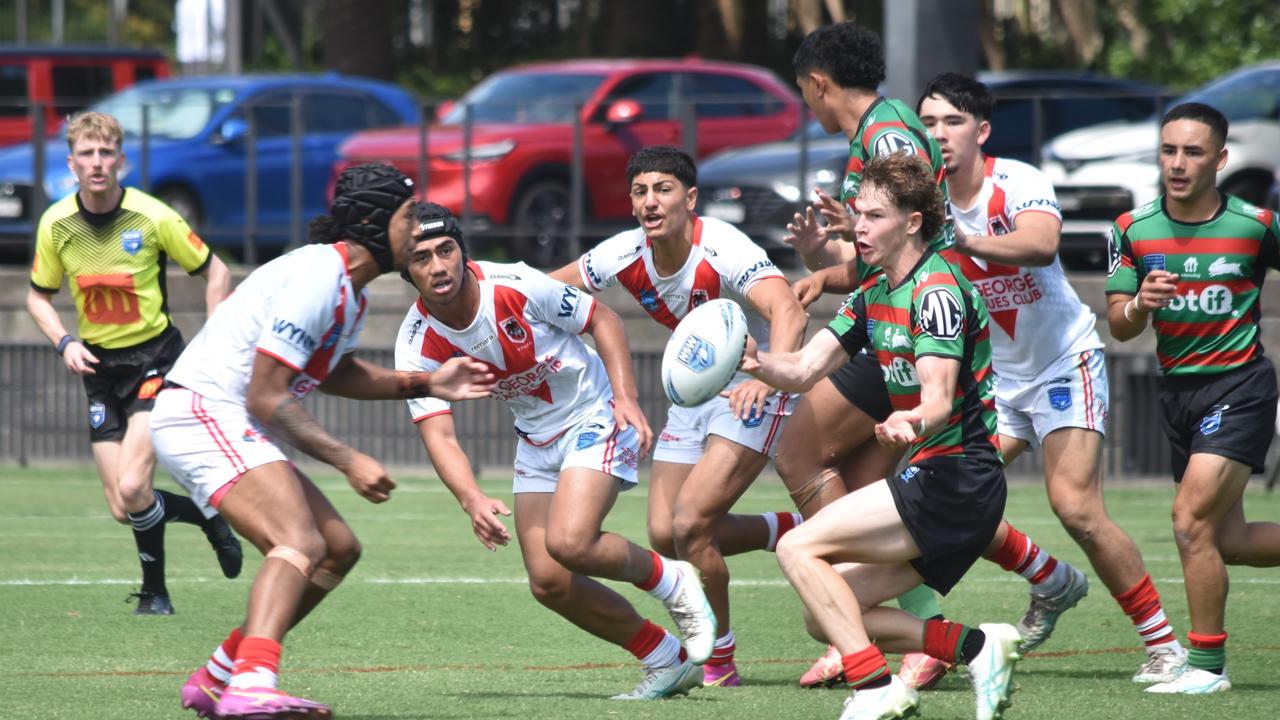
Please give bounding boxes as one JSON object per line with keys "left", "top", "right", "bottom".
{"left": 0, "top": 73, "right": 418, "bottom": 256}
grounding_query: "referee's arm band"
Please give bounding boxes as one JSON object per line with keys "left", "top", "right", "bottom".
{"left": 30, "top": 280, "right": 58, "bottom": 294}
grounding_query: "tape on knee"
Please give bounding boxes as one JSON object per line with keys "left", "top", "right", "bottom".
{"left": 310, "top": 567, "right": 343, "bottom": 591}
{"left": 789, "top": 468, "right": 839, "bottom": 512}
{"left": 266, "top": 546, "right": 312, "bottom": 578}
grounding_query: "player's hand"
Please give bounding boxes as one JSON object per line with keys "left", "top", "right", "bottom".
{"left": 1135, "top": 271, "right": 1180, "bottom": 313}
{"left": 791, "top": 274, "right": 825, "bottom": 308}
{"left": 342, "top": 451, "right": 396, "bottom": 503}
{"left": 875, "top": 410, "right": 923, "bottom": 448}
{"left": 783, "top": 206, "right": 830, "bottom": 256}
{"left": 813, "top": 189, "right": 853, "bottom": 241}
{"left": 725, "top": 377, "right": 775, "bottom": 422}
{"left": 428, "top": 357, "right": 495, "bottom": 400}
{"left": 613, "top": 397, "right": 653, "bottom": 457}
{"left": 952, "top": 223, "right": 975, "bottom": 255}
{"left": 62, "top": 341, "right": 98, "bottom": 376}
{"left": 461, "top": 493, "right": 512, "bottom": 551}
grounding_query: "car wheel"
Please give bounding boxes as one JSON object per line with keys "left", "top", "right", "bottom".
{"left": 156, "top": 187, "right": 203, "bottom": 231}
{"left": 510, "top": 179, "right": 575, "bottom": 268}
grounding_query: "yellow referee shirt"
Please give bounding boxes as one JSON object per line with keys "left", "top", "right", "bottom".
{"left": 30, "top": 188, "right": 212, "bottom": 350}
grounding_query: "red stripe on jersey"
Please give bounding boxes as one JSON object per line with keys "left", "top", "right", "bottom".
{"left": 1152, "top": 316, "right": 1249, "bottom": 338}
{"left": 689, "top": 258, "right": 721, "bottom": 312}
{"left": 616, "top": 257, "right": 681, "bottom": 330}
{"left": 419, "top": 327, "right": 465, "bottom": 363}
{"left": 299, "top": 282, "right": 348, "bottom": 382}
{"left": 1078, "top": 351, "right": 1095, "bottom": 427}
{"left": 412, "top": 409, "right": 452, "bottom": 423}
{"left": 492, "top": 285, "right": 553, "bottom": 404}
{"left": 1115, "top": 213, "right": 1136, "bottom": 234}
{"left": 1157, "top": 346, "right": 1258, "bottom": 370}
{"left": 868, "top": 303, "right": 911, "bottom": 328}
{"left": 1258, "top": 208, "right": 1275, "bottom": 229}
{"left": 1131, "top": 236, "right": 1260, "bottom": 257}
{"left": 1166, "top": 277, "right": 1255, "bottom": 293}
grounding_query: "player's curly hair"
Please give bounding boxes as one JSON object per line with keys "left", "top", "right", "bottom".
{"left": 860, "top": 152, "right": 945, "bottom": 243}
{"left": 792, "top": 22, "right": 885, "bottom": 91}
{"left": 626, "top": 146, "right": 697, "bottom": 188}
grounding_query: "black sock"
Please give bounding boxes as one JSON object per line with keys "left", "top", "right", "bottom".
{"left": 960, "top": 628, "right": 987, "bottom": 665}
{"left": 127, "top": 498, "right": 167, "bottom": 595}
{"left": 156, "top": 489, "right": 209, "bottom": 528}
{"left": 860, "top": 675, "right": 892, "bottom": 689}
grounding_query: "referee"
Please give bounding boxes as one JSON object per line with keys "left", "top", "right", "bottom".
{"left": 26, "top": 111, "right": 241, "bottom": 615}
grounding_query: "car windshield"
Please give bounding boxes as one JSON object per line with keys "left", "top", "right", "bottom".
{"left": 442, "top": 72, "right": 606, "bottom": 125}
{"left": 91, "top": 85, "right": 237, "bottom": 140}
{"left": 1182, "top": 67, "right": 1280, "bottom": 123}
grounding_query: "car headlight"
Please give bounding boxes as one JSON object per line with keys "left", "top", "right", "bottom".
{"left": 441, "top": 139, "right": 516, "bottom": 163}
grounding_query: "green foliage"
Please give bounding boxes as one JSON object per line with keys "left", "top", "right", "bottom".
{"left": 4, "top": 468, "right": 1280, "bottom": 719}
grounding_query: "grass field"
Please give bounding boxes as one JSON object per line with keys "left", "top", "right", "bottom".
{"left": 3, "top": 467, "right": 1280, "bottom": 719}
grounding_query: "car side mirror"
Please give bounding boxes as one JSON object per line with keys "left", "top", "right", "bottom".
{"left": 605, "top": 99, "right": 643, "bottom": 127}
{"left": 214, "top": 118, "right": 247, "bottom": 145}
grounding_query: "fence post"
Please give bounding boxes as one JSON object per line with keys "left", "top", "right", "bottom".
{"left": 680, "top": 99, "right": 697, "bottom": 160}
{"left": 417, "top": 104, "right": 431, "bottom": 199}
{"left": 289, "top": 92, "right": 304, "bottom": 251}
{"left": 31, "top": 102, "right": 47, "bottom": 231}
{"left": 461, "top": 103, "right": 473, "bottom": 230}
{"left": 140, "top": 104, "right": 151, "bottom": 192}
{"left": 570, "top": 102, "right": 584, "bottom": 261}
{"left": 243, "top": 111, "right": 259, "bottom": 265}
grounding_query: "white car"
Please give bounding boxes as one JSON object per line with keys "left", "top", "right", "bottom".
{"left": 1043, "top": 61, "right": 1280, "bottom": 268}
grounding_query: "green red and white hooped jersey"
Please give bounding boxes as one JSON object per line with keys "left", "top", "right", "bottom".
{"left": 167, "top": 243, "right": 368, "bottom": 404}
{"left": 950, "top": 155, "right": 1101, "bottom": 380}
{"left": 578, "top": 214, "right": 784, "bottom": 352}
{"left": 396, "top": 260, "right": 611, "bottom": 445}
{"left": 826, "top": 251, "right": 1000, "bottom": 465}
{"left": 1106, "top": 195, "right": 1280, "bottom": 377}
{"left": 841, "top": 97, "right": 956, "bottom": 282}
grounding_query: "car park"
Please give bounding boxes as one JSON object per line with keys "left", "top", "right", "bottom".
{"left": 0, "top": 73, "right": 418, "bottom": 257}
{"left": 334, "top": 57, "right": 802, "bottom": 266}
{"left": 1043, "top": 61, "right": 1280, "bottom": 269}
{"left": 694, "top": 71, "right": 1168, "bottom": 267}
{"left": 0, "top": 45, "right": 169, "bottom": 148}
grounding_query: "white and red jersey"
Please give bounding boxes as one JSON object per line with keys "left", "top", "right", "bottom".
{"left": 579, "top": 215, "right": 785, "bottom": 387}
{"left": 395, "top": 261, "right": 611, "bottom": 445}
{"left": 951, "top": 155, "right": 1101, "bottom": 380}
{"left": 166, "top": 243, "right": 367, "bottom": 404}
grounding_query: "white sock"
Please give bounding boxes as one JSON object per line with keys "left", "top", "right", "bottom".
{"left": 641, "top": 630, "right": 684, "bottom": 670}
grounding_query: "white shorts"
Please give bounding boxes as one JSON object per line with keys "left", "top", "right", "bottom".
{"left": 653, "top": 391, "right": 796, "bottom": 465}
{"left": 512, "top": 403, "right": 641, "bottom": 494}
{"left": 996, "top": 349, "right": 1109, "bottom": 447}
{"left": 150, "top": 387, "right": 288, "bottom": 516}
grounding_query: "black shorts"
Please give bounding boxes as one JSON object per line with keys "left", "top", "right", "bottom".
{"left": 829, "top": 351, "right": 893, "bottom": 423}
{"left": 1158, "top": 356, "right": 1278, "bottom": 481}
{"left": 887, "top": 456, "right": 1007, "bottom": 595}
{"left": 81, "top": 325, "right": 185, "bottom": 442}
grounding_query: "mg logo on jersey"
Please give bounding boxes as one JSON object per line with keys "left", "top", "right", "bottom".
{"left": 1200, "top": 404, "right": 1229, "bottom": 435}
{"left": 918, "top": 287, "right": 963, "bottom": 340}
{"left": 873, "top": 130, "right": 916, "bottom": 158}
{"left": 1210, "top": 257, "right": 1244, "bottom": 277}
{"left": 676, "top": 335, "right": 716, "bottom": 373}
{"left": 1166, "top": 285, "right": 1233, "bottom": 315}
{"left": 883, "top": 357, "right": 920, "bottom": 387}
{"left": 120, "top": 229, "right": 143, "bottom": 255}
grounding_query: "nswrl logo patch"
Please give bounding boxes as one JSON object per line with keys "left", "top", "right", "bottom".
{"left": 88, "top": 402, "right": 106, "bottom": 429}
{"left": 1200, "top": 404, "right": 1229, "bottom": 436}
{"left": 120, "top": 230, "right": 143, "bottom": 255}
{"left": 1047, "top": 386, "right": 1072, "bottom": 411}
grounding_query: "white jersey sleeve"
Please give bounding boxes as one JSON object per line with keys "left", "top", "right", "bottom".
{"left": 999, "top": 158, "right": 1062, "bottom": 224}
{"left": 577, "top": 230, "right": 645, "bottom": 293}
{"left": 701, "top": 218, "right": 786, "bottom": 297}
{"left": 516, "top": 262, "right": 597, "bottom": 335}
{"left": 394, "top": 304, "right": 451, "bottom": 422}
{"left": 254, "top": 262, "right": 342, "bottom": 372}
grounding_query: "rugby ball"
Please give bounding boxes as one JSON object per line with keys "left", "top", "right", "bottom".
{"left": 661, "top": 299, "right": 749, "bottom": 408}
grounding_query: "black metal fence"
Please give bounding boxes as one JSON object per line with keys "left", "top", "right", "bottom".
{"left": 1, "top": 342, "right": 1174, "bottom": 479}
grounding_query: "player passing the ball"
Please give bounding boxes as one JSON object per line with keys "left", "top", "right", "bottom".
{"left": 156, "top": 164, "right": 495, "bottom": 720}
{"left": 399, "top": 202, "right": 717, "bottom": 700}
{"left": 739, "top": 151, "right": 1021, "bottom": 720}
{"left": 551, "top": 145, "right": 808, "bottom": 686}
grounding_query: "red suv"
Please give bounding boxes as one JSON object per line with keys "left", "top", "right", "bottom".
{"left": 334, "top": 58, "right": 801, "bottom": 264}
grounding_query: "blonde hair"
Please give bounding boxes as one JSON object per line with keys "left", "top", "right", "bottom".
{"left": 65, "top": 111, "right": 124, "bottom": 151}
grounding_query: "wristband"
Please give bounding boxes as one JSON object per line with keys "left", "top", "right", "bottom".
{"left": 55, "top": 334, "right": 75, "bottom": 356}
{"left": 1123, "top": 297, "right": 1139, "bottom": 322}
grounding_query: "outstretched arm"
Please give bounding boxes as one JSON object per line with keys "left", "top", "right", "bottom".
{"left": 319, "top": 354, "right": 494, "bottom": 401}
{"left": 416, "top": 414, "right": 512, "bottom": 551}
{"left": 739, "top": 330, "right": 847, "bottom": 396}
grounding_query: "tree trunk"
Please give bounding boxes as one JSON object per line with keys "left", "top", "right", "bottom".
{"left": 322, "top": 0, "right": 394, "bottom": 79}
{"left": 980, "top": 0, "right": 1006, "bottom": 70}
{"left": 1055, "top": 0, "right": 1102, "bottom": 65}
{"left": 1106, "top": 0, "right": 1148, "bottom": 61}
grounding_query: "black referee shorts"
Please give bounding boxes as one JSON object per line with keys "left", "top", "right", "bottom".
{"left": 81, "top": 325, "right": 185, "bottom": 442}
